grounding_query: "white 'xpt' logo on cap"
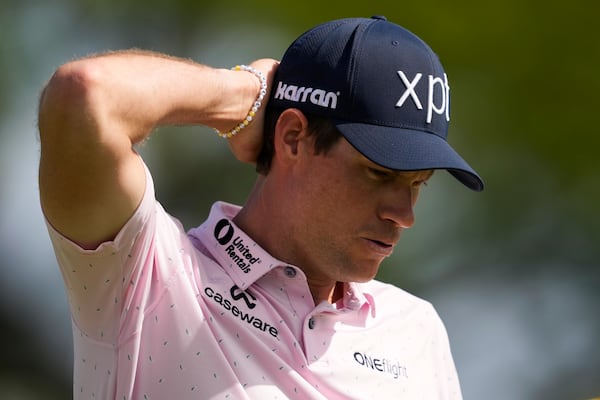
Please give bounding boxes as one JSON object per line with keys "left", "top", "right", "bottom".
{"left": 396, "top": 71, "right": 450, "bottom": 124}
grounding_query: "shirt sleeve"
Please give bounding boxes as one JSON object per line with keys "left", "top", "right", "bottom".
{"left": 45, "top": 158, "right": 157, "bottom": 343}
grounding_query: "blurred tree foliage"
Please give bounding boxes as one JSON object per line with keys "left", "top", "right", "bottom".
{"left": 1, "top": 0, "right": 598, "bottom": 398}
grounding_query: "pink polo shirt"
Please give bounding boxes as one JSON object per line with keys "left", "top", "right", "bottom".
{"left": 47, "top": 162, "right": 462, "bottom": 399}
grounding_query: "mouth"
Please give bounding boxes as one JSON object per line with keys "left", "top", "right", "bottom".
{"left": 364, "top": 238, "right": 395, "bottom": 257}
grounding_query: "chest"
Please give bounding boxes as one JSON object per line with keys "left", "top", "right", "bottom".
{"left": 139, "top": 266, "right": 438, "bottom": 399}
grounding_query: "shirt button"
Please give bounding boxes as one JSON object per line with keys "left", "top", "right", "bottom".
{"left": 284, "top": 266, "right": 297, "bottom": 278}
{"left": 308, "top": 317, "right": 316, "bottom": 329}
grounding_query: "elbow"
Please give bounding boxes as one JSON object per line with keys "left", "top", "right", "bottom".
{"left": 38, "top": 60, "right": 105, "bottom": 140}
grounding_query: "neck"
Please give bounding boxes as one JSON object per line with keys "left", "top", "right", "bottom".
{"left": 310, "top": 280, "right": 345, "bottom": 305}
{"left": 233, "top": 176, "right": 342, "bottom": 305}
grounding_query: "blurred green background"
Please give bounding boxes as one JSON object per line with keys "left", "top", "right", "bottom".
{"left": 1, "top": 0, "right": 598, "bottom": 398}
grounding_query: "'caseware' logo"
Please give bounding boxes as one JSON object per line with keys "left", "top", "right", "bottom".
{"left": 214, "top": 219, "right": 262, "bottom": 274}
{"left": 230, "top": 285, "right": 256, "bottom": 309}
{"left": 274, "top": 81, "right": 339, "bottom": 109}
{"left": 204, "top": 285, "right": 278, "bottom": 338}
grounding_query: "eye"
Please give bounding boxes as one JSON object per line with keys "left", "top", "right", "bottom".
{"left": 367, "top": 167, "right": 393, "bottom": 180}
{"left": 413, "top": 172, "right": 434, "bottom": 188}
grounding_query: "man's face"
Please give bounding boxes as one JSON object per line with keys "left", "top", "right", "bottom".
{"left": 283, "top": 137, "right": 432, "bottom": 285}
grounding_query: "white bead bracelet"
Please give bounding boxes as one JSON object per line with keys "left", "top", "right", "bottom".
{"left": 215, "top": 65, "right": 268, "bottom": 138}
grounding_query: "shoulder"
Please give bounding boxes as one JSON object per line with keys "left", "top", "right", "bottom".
{"left": 363, "top": 279, "right": 441, "bottom": 323}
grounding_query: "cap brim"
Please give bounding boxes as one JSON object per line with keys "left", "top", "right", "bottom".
{"left": 334, "top": 121, "right": 484, "bottom": 191}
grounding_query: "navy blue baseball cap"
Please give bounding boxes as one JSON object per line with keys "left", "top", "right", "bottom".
{"left": 269, "top": 16, "right": 484, "bottom": 191}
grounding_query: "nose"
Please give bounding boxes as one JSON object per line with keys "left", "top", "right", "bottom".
{"left": 377, "top": 185, "right": 416, "bottom": 228}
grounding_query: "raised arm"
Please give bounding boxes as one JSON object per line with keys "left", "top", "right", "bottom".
{"left": 38, "top": 50, "right": 276, "bottom": 249}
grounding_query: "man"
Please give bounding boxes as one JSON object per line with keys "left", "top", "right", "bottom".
{"left": 39, "top": 16, "right": 483, "bottom": 399}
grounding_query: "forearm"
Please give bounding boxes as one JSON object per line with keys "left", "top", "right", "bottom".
{"left": 39, "top": 49, "right": 257, "bottom": 145}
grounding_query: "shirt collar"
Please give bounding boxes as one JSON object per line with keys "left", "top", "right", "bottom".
{"left": 343, "top": 282, "right": 377, "bottom": 317}
{"left": 188, "top": 201, "right": 283, "bottom": 290}
{"left": 189, "top": 201, "right": 377, "bottom": 314}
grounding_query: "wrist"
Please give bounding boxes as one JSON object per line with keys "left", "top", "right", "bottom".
{"left": 215, "top": 65, "right": 267, "bottom": 138}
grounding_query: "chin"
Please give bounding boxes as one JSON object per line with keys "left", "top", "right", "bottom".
{"left": 348, "top": 266, "right": 380, "bottom": 283}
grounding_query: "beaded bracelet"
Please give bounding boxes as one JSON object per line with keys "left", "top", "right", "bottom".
{"left": 215, "top": 65, "right": 268, "bottom": 138}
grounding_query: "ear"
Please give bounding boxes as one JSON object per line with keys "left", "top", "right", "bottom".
{"left": 273, "top": 108, "right": 311, "bottom": 166}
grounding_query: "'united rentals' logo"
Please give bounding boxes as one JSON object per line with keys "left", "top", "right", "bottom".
{"left": 214, "top": 219, "right": 262, "bottom": 274}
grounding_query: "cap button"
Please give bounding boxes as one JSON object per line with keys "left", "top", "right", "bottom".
{"left": 371, "top": 15, "right": 387, "bottom": 21}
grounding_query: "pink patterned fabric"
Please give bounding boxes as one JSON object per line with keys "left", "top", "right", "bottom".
{"left": 47, "top": 163, "right": 462, "bottom": 399}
